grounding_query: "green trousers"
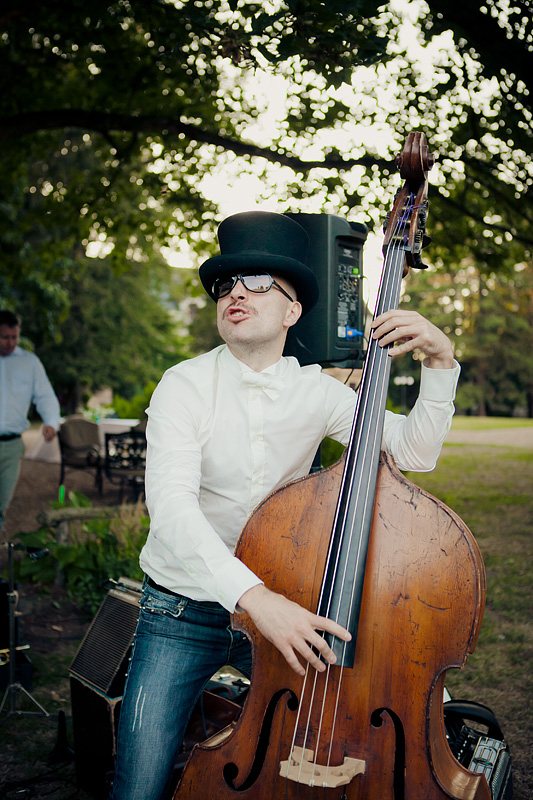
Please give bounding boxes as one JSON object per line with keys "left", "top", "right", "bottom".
{"left": 0, "top": 437, "right": 25, "bottom": 532}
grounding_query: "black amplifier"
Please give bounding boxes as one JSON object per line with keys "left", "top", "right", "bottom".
{"left": 444, "top": 699, "right": 513, "bottom": 800}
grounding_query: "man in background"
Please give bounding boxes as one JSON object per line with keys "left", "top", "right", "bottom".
{"left": 0, "top": 310, "right": 60, "bottom": 532}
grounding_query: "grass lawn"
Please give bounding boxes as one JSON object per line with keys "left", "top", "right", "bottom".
{"left": 404, "top": 440, "right": 533, "bottom": 798}
{"left": 450, "top": 416, "right": 533, "bottom": 431}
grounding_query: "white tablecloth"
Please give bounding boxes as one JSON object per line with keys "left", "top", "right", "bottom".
{"left": 24, "top": 419, "right": 140, "bottom": 464}
{"left": 97, "top": 418, "right": 139, "bottom": 446}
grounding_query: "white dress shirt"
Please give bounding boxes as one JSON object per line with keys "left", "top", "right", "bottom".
{"left": 0, "top": 347, "right": 60, "bottom": 435}
{"left": 140, "top": 345, "right": 460, "bottom": 612}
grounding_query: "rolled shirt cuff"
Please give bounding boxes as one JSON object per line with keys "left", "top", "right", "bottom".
{"left": 419, "top": 358, "right": 460, "bottom": 401}
{"left": 210, "top": 556, "right": 264, "bottom": 613}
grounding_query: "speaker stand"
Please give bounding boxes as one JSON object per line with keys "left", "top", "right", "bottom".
{"left": 0, "top": 543, "right": 56, "bottom": 723}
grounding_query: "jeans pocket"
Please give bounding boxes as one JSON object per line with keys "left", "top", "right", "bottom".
{"left": 140, "top": 590, "right": 188, "bottom": 620}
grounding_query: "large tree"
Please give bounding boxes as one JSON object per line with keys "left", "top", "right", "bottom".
{"left": 0, "top": 0, "right": 397, "bottom": 400}
{"left": 2, "top": 1, "right": 530, "bottom": 247}
{"left": 391, "top": 258, "right": 533, "bottom": 417}
{"left": 0, "top": 0, "right": 389, "bottom": 261}
{"left": 0, "top": 0, "right": 533, "bottom": 222}
{"left": 1, "top": 0, "right": 531, "bottom": 403}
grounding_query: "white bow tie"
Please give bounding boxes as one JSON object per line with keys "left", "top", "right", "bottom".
{"left": 241, "top": 371, "right": 284, "bottom": 400}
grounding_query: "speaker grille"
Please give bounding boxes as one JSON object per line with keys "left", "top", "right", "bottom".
{"left": 284, "top": 213, "right": 367, "bottom": 368}
{"left": 70, "top": 585, "right": 141, "bottom": 695}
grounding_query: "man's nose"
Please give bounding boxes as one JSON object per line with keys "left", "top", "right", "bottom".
{"left": 230, "top": 278, "right": 248, "bottom": 299}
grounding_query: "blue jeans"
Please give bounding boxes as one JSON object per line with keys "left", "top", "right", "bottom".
{"left": 110, "top": 580, "right": 252, "bottom": 800}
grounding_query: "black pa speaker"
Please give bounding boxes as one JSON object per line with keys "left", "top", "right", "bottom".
{"left": 69, "top": 578, "right": 142, "bottom": 798}
{"left": 284, "top": 213, "right": 368, "bottom": 367}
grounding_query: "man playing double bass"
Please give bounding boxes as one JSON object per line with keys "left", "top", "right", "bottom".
{"left": 110, "top": 210, "right": 458, "bottom": 800}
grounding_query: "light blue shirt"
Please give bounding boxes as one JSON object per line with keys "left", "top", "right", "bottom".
{"left": 0, "top": 346, "right": 60, "bottom": 435}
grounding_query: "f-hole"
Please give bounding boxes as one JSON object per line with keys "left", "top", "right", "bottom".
{"left": 223, "top": 689, "right": 298, "bottom": 791}
{"left": 371, "top": 707, "right": 406, "bottom": 800}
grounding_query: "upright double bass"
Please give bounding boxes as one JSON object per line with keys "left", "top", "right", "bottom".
{"left": 173, "top": 132, "right": 491, "bottom": 800}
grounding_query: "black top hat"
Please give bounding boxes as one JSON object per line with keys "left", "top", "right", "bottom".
{"left": 199, "top": 211, "right": 319, "bottom": 315}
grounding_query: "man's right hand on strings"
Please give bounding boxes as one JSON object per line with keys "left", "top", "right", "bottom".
{"left": 238, "top": 584, "right": 352, "bottom": 677}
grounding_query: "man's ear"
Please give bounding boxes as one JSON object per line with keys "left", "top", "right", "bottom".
{"left": 284, "top": 300, "right": 303, "bottom": 329}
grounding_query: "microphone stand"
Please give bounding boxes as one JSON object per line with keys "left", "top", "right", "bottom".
{"left": 0, "top": 542, "right": 55, "bottom": 722}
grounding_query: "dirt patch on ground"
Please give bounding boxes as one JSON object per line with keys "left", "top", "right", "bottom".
{"left": 0, "top": 443, "right": 139, "bottom": 799}
{"left": 1, "top": 441, "right": 126, "bottom": 549}
{"left": 0, "top": 583, "right": 92, "bottom": 800}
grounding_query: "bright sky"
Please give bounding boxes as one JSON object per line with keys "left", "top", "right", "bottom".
{"left": 163, "top": 187, "right": 387, "bottom": 314}
{"left": 161, "top": 0, "right": 498, "bottom": 316}
{"left": 162, "top": 105, "right": 391, "bottom": 313}
{"left": 161, "top": 0, "right": 448, "bottom": 313}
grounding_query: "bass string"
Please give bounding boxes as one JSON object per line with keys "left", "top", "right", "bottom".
{"left": 328, "top": 193, "right": 415, "bottom": 638}
{"left": 285, "top": 194, "right": 416, "bottom": 790}
{"left": 318, "top": 204, "right": 409, "bottom": 770}
{"left": 314, "top": 194, "right": 413, "bottom": 621}
{"left": 327, "top": 236, "right": 405, "bottom": 622}
{"left": 327, "top": 190, "right": 418, "bottom": 632}
{"left": 322, "top": 195, "right": 410, "bottom": 630}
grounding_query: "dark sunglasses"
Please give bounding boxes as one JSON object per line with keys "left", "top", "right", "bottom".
{"left": 212, "top": 272, "right": 294, "bottom": 302}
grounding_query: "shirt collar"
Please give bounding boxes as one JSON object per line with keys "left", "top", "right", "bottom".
{"left": 219, "top": 346, "right": 289, "bottom": 400}
{"left": 219, "top": 344, "right": 286, "bottom": 378}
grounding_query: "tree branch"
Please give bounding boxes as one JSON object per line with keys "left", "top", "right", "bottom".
{"left": 432, "top": 185, "right": 533, "bottom": 247}
{"left": 425, "top": 0, "right": 532, "bottom": 99}
{"left": 0, "top": 109, "right": 390, "bottom": 173}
